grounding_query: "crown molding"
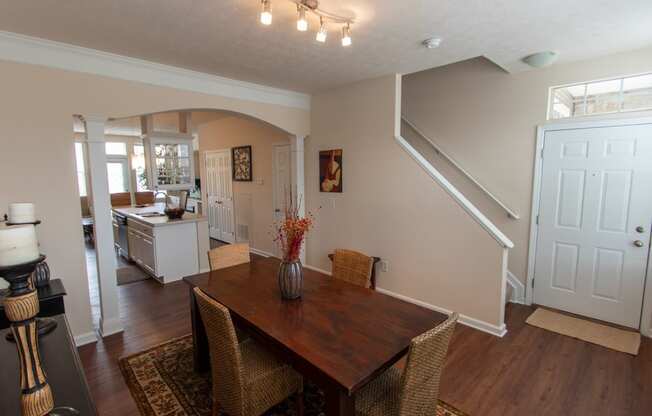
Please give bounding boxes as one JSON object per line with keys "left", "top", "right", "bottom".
{"left": 0, "top": 31, "right": 311, "bottom": 110}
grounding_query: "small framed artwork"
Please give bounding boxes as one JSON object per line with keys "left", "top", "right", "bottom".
{"left": 232, "top": 145, "right": 253, "bottom": 181}
{"left": 319, "top": 149, "right": 343, "bottom": 193}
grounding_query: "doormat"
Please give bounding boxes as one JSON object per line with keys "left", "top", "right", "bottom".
{"left": 526, "top": 308, "right": 640, "bottom": 355}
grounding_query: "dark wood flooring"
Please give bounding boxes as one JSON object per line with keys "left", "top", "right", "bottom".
{"left": 78, "top": 277, "right": 652, "bottom": 416}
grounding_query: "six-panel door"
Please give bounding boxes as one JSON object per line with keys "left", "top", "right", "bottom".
{"left": 534, "top": 123, "right": 652, "bottom": 328}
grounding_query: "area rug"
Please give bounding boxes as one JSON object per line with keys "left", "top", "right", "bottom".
{"left": 119, "top": 335, "right": 467, "bottom": 416}
{"left": 526, "top": 308, "right": 640, "bottom": 355}
{"left": 117, "top": 265, "right": 150, "bottom": 286}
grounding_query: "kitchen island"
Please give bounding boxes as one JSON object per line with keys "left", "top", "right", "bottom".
{"left": 112, "top": 204, "right": 210, "bottom": 284}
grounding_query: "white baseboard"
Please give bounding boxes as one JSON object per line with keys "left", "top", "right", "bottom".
{"left": 303, "top": 264, "right": 331, "bottom": 276}
{"left": 506, "top": 270, "right": 526, "bottom": 304}
{"left": 99, "top": 317, "right": 124, "bottom": 338}
{"left": 74, "top": 331, "right": 98, "bottom": 347}
{"left": 199, "top": 267, "right": 210, "bottom": 274}
{"left": 375, "top": 287, "right": 507, "bottom": 338}
{"left": 250, "top": 248, "right": 274, "bottom": 258}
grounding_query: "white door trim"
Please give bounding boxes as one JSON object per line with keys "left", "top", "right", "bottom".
{"left": 526, "top": 116, "right": 652, "bottom": 337}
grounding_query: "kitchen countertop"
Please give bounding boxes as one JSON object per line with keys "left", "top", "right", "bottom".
{"left": 113, "top": 204, "right": 207, "bottom": 227}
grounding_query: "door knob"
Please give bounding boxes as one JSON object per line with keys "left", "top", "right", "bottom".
{"left": 634, "top": 240, "right": 645, "bottom": 248}
{"left": 636, "top": 226, "right": 645, "bottom": 233}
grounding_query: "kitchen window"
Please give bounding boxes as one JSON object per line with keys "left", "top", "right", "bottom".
{"left": 549, "top": 73, "right": 652, "bottom": 120}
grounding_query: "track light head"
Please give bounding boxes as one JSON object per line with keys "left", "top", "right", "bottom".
{"left": 316, "top": 18, "right": 327, "bottom": 42}
{"left": 341, "top": 23, "right": 352, "bottom": 47}
{"left": 260, "top": 0, "right": 272, "bottom": 25}
{"left": 297, "top": 6, "right": 308, "bottom": 31}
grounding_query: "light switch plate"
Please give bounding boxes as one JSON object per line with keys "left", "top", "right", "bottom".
{"left": 380, "top": 260, "right": 389, "bottom": 272}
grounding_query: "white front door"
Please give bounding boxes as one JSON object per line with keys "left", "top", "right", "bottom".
{"left": 272, "top": 144, "right": 292, "bottom": 257}
{"left": 534, "top": 123, "right": 652, "bottom": 328}
{"left": 205, "top": 150, "right": 235, "bottom": 243}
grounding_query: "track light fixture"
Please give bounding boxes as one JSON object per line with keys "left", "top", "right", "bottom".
{"left": 341, "top": 23, "right": 351, "bottom": 47}
{"left": 260, "top": 0, "right": 272, "bottom": 25}
{"left": 257, "top": 0, "right": 354, "bottom": 47}
{"left": 297, "top": 5, "right": 308, "bottom": 31}
{"left": 316, "top": 17, "right": 327, "bottom": 42}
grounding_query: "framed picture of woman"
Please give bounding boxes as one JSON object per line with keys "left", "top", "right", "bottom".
{"left": 319, "top": 149, "right": 342, "bottom": 193}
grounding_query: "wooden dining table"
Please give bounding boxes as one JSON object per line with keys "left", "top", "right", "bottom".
{"left": 183, "top": 256, "right": 446, "bottom": 416}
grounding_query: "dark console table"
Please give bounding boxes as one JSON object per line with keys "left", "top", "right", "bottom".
{"left": 0, "top": 314, "right": 97, "bottom": 415}
{"left": 0, "top": 278, "right": 66, "bottom": 329}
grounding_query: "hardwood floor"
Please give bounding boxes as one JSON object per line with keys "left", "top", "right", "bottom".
{"left": 78, "top": 279, "right": 652, "bottom": 416}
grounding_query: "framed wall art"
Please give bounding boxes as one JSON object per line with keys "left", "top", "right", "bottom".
{"left": 319, "top": 149, "right": 342, "bottom": 193}
{"left": 232, "top": 145, "right": 253, "bottom": 181}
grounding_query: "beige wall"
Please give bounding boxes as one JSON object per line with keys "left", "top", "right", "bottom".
{"left": 198, "top": 114, "right": 291, "bottom": 254}
{"left": 0, "top": 59, "right": 309, "bottom": 338}
{"left": 402, "top": 46, "right": 652, "bottom": 283}
{"left": 306, "top": 75, "right": 506, "bottom": 328}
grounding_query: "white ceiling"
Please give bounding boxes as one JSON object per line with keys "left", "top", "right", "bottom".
{"left": 1, "top": 0, "right": 651, "bottom": 93}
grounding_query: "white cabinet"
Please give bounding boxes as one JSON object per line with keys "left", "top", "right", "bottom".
{"left": 126, "top": 217, "right": 204, "bottom": 284}
{"left": 127, "top": 222, "right": 161, "bottom": 282}
{"left": 140, "top": 234, "right": 156, "bottom": 275}
{"left": 143, "top": 132, "right": 195, "bottom": 191}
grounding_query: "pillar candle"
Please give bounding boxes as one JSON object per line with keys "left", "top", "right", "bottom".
{"left": 8, "top": 203, "right": 36, "bottom": 224}
{"left": 0, "top": 224, "right": 40, "bottom": 267}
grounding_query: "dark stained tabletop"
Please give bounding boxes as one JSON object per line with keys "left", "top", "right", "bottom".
{"left": 0, "top": 314, "right": 97, "bottom": 415}
{"left": 184, "top": 256, "right": 446, "bottom": 394}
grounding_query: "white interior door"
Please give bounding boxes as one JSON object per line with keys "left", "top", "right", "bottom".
{"left": 534, "top": 123, "right": 652, "bottom": 328}
{"left": 272, "top": 144, "right": 292, "bottom": 256}
{"left": 205, "top": 150, "right": 235, "bottom": 243}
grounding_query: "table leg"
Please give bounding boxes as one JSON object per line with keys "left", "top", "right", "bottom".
{"left": 189, "top": 287, "right": 209, "bottom": 372}
{"left": 325, "top": 387, "right": 355, "bottom": 416}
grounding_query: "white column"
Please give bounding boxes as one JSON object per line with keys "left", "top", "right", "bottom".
{"left": 290, "top": 135, "right": 306, "bottom": 263}
{"left": 83, "top": 115, "right": 124, "bottom": 337}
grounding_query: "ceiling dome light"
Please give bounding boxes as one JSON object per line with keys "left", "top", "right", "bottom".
{"left": 522, "top": 51, "right": 558, "bottom": 68}
{"left": 341, "top": 23, "right": 352, "bottom": 47}
{"left": 297, "top": 6, "right": 308, "bottom": 31}
{"left": 316, "top": 18, "right": 327, "bottom": 42}
{"left": 260, "top": 0, "right": 272, "bottom": 25}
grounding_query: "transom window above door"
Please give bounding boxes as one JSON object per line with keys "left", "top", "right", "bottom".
{"left": 549, "top": 73, "right": 652, "bottom": 120}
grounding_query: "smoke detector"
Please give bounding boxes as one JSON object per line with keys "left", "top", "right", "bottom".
{"left": 422, "top": 37, "right": 442, "bottom": 49}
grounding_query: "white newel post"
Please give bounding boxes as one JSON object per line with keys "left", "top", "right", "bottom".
{"left": 83, "top": 115, "right": 124, "bottom": 337}
{"left": 290, "top": 135, "right": 306, "bottom": 264}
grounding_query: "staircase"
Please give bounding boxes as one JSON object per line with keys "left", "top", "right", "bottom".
{"left": 395, "top": 112, "right": 525, "bottom": 334}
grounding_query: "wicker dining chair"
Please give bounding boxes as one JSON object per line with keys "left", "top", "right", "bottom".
{"left": 208, "top": 243, "right": 251, "bottom": 271}
{"left": 193, "top": 288, "right": 303, "bottom": 416}
{"left": 331, "top": 249, "right": 374, "bottom": 288}
{"left": 355, "top": 312, "right": 459, "bottom": 416}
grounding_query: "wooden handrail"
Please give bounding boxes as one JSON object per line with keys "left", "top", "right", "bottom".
{"left": 401, "top": 117, "right": 520, "bottom": 220}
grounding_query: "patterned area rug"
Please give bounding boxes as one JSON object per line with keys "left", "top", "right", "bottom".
{"left": 119, "top": 335, "right": 467, "bottom": 416}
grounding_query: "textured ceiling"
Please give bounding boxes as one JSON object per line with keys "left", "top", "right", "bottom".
{"left": 1, "top": 0, "right": 651, "bottom": 93}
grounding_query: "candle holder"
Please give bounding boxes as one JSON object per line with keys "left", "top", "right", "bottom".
{"left": 4, "top": 256, "right": 58, "bottom": 342}
{"left": 1, "top": 216, "right": 57, "bottom": 341}
{"left": 0, "top": 256, "right": 79, "bottom": 416}
{"left": 1, "top": 255, "right": 54, "bottom": 416}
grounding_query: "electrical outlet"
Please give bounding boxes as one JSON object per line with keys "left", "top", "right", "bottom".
{"left": 380, "top": 260, "right": 389, "bottom": 273}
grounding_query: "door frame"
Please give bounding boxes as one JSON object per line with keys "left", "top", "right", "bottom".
{"left": 272, "top": 142, "right": 292, "bottom": 258}
{"left": 526, "top": 116, "right": 652, "bottom": 337}
{"left": 204, "top": 149, "right": 236, "bottom": 242}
